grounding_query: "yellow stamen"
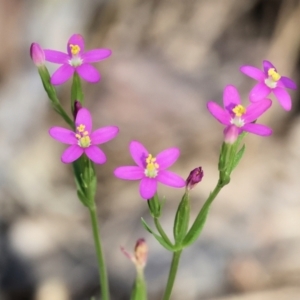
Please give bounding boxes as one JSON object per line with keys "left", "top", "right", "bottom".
{"left": 77, "top": 124, "right": 85, "bottom": 133}
{"left": 268, "top": 68, "right": 281, "bottom": 82}
{"left": 70, "top": 44, "right": 80, "bottom": 55}
{"left": 145, "top": 154, "right": 159, "bottom": 178}
{"left": 232, "top": 104, "right": 246, "bottom": 117}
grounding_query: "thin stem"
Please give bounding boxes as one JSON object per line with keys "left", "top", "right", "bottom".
{"left": 154, "top": 217, "right": 173, "bottom": 246}
{"left": 89, "top": 205, "right": 110, "bottom": 300}
{"left": 162, "top": 250, "right": 182, "bottom": 300}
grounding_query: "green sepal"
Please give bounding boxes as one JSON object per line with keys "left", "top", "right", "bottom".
{"left": 141, "top": 218, "right": 174, "bottom": 251}
{"left": 77, "top": 190, "right": 88, "bottom": 207}
{"left": 173, "top": 192, "right": 190, "bottom": 245}
{"left": 130, "top": 271, "right": 147, "bottom": 300}
{"left": 147, "top": 194, "right": 161, "bottom": 218}
{"left": 230, "top": 144, "right": 246, "bottom": 172}
{"left": 71, "top": 72, "right": 84, "bottom": 111}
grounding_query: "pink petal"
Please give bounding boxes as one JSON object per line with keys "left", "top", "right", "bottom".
{"left": 67, "top": 34, "right": 85, "bottom": 55}
{"left": 82, "top": 49, "right": 112, "bottom": 63}
{"left": 139, "top": 178, "right": 157, "bottom": 199}
{"left": 51, "top": 64, "right": 74, "bottom": 85}
{"left": 49, "top": 127, "right": 77, "bottom": 144}
{"left": 90, "top": 126, "right": 119, "bottom": 145}
{"left": 243, "top": 99, "right": 272, "bottom": 123}
{"left": 263, "top": 60, "right": 276, "bottom": 74}
{"left": 207, "top": 102, "right": 231, "bottom": 125}
{"left": 249, "top": 82, "right": 271, "bottom": 102}
{"left": 129, "top": 141, "right": 149, "bottom": 168}
{"left": 114, "top": 166, "right": 144, "bottom": 180}
{"left": 156, "top": 148, "right": 180, "bottom": 170}
{"left": 156, "top": 170, "right": 186, "bottom": 188}
{"left": 273, "top": 87, "right": 292, "bottom": 111}
{"left": 240, "top": 66, "right": 265, "bottom": 81}
{"left": 61, "top": 145, "right": 84, "bottom": 163}
{"left": 223, "top": 85, "right": 241, "bottom": 108}
{"left": 75, "top": 108, "right": 92, "bottom": 133}
{"left": 76, "top": 64, "right": 100, "bottom": 83}
{"left": 242, "top": 123, "right": 272, "bottom": 136}
{"left": 84, "top": 146, "right": 106, "bottom": 164}
{"left": 44, "top": 49, "right": 69, "bottom": 64}
{"left": 280, "top": 76, "right": 297, "bottom": 90}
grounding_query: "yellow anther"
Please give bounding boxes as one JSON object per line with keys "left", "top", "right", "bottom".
{"left": 75, "top": 133, "right": 81, "bottom": 139}
{"left": 70, "top": 44, "right": 80, "bottom": 55}
{"left": 232, "top": 104, "right": 246, "bottom": 117}
{"left": 268, "top": 68, "right": 281, "bottom": 82}
{"left": 83, "top": 131, "right": 89, "bottom": 136}
{"left": 77, "top": 124, "right": 85, "bottom": 133}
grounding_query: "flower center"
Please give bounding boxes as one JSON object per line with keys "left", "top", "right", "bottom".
{"left": 144, "top": 154, "right": 159, "bottom": 178}
{"left": 75, "top": 124, "right": 91, "bottom": 148}
{"left": 68, "top": 44, "right": 83, "bottom": 67}
{"left": 265, "top": 68, "right": 281, "bottom": 88}
{"left": 230, "top": 104, "right": 246, "bottom": 127}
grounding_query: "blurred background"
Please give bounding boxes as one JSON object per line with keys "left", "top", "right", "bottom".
{"left": 1, "top": 0, "right": 300, "bottom": 299}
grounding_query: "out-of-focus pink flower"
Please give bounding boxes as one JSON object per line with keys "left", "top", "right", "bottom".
{"left": 30, "top": 43, "right": 45, "bottom": 67}
{"left": 240, "top": 60, "right": 297, "bottom": 111}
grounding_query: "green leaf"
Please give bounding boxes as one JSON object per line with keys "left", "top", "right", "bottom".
{"left": 141, "top": 218, "right": 175, "bottom": 251}
{"left": 173, "top": 192, "right": 190, "bottom": 244}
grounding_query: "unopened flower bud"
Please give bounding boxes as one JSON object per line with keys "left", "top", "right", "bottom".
{"left": 121, "top": 238, "right": 148, "bottom": 270}
{"left": 186, "top": 167, "right": 203, "bottom": 191}
{"left": 134, "top": 239, "right": 148, "bottom": 269}
{"left": 30, "top": 43, "right": 45, "bottom": 67}
{"left": 73, "top": 100, "right": 82, "bottom": 119}
{"left": 224, "top": 125, "right": 239, "bottom": 144}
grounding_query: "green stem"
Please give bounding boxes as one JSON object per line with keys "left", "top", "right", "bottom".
{"left": 154, "top": 217, "right": 173, "bottom": 246}
{"left": 89, "top": 205, "right": 110, "bottom": 300}
{"left": 162, "top": 250, "right": 182, "bottom": 300}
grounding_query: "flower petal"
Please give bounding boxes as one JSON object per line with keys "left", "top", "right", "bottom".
{"left": 242, "top": 123, "right": 272, "bottom": 136}
{"left": 207, "top": 101, "right": 230, "bottom": 125}
{"left": 273, "top": 87, "right": 292, "bottom": 111}
{"left": 240, "top": 66, "right": 265, "bottom": 81}
{"left": 114, "top": 166, "right": 144, "bottom": 180}
{"left": 129, "top": 141, "right": 148, "bottom": 168}
{"left": 156, "top": 170, "right": 186, "bottom": 188}
{"left": 76, "top": 64, "right": 100, "bottom": 83}
{"left": 82, "top": 49, "right": 112, "bottom": 63}
{"left": 90, "top": 126, "right": 119, "bottom": 145}
{"left": 139, "top": 178, "right": 157, "bottom": 200}
{"left": 49, "top": 127, "right": 77, "bottom": 144}
{"left": 243, "top": 99, "right": 272, "bottom": 123}
{"left": 61, "top": 145, "right": 84, "bottom": 163}
{"left": 85, "top": 146, "right": 106, "bottom": 164}
{"left": 263, "top": 60, "right": 275, "bottom": 73}
{"left": 156, "top": 148, "right": 180, "bottom": 170}
{"left": 67, "top": 34, "right": 85, "bottom": 55}
{"left": 44, "top": 49, "right": 69, "bottom": 64}
{"left": 223, "top": 85, "right": 241, "bottom": 108}
{"left": 75, "top": 108, "right": 92, "bottom": 133}
{"left": 280, "top": 76, "right": 297, "bottom": 90}
{"left": 51, "top": 64, "right": 74, "bottom": 85}
{"left": 249, "top": 82, "right": 271, "bottom": 102}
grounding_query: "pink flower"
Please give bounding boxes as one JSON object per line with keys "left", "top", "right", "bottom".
{"left": 49, "top": 108, "right": 119, "bottom": 164}
{"left": 207, "top": 85, "right": 272, "bottom": 136}
{"left": 114, "top": 141, "right": 186, "bottom": 200}
{"left": 44, "top": 34, "right": 111, "bottom": 85}
{"left": 240, "top": 60, "right": 297, "bottom": 111}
